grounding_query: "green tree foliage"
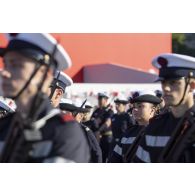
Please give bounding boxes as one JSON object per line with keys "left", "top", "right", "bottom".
{"left": 172, "top": 33, "right": 195, "bottom": 57}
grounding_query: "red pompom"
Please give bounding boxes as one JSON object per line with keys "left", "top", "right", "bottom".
{"left": 157, "top": 57, "right": 168, "bottom": 67}
{"left": 61, "top": 113, "right": 74, "bottom": 122}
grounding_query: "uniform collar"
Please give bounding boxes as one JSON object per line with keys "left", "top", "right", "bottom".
{"left": 32, "top": 95, "right": 54, "bottom": 121}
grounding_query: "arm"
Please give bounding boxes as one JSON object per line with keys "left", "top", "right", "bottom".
{"left": 51, "top": 121, "right": 90, "bottom": 163}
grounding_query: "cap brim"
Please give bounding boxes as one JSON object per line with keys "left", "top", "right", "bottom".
{"left": 59, "top": 103, "right": 89, "bottom": 113}
{"left": 114, "top": 100, "right": 129, "bottom": 104}
{"left": 154, "top": 77, "right": 165, "bottom": 82}
{"left": 154, "top": 76, "right": 185, "bottom": 82}
{"left": 131, "top": 95, "right": 162, "bottom": 105}
{"left": 98, "top": 96, "right": 109, "bottom": 99}
{"left": 85, "top": 105, "right": 93, "bottom": 109}
{"left": 59, "top": 103, "right": 75, "bottom": 112}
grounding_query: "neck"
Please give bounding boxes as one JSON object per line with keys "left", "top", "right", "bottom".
{"left": 171, "top": 98, "right": 194, "bottom": 118}
{"left": 137, "top": 120, "right": 148, "bottom": 126}
{"left": 15, "top": 90, "right": 37, "bottom": 117}
{"left": 117, "top": 111, "right": 125, "bottom": 114}
{"left": 15, "top": 97, "right": 34, "bottom": 116}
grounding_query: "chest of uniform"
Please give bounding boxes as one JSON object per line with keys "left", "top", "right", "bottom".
{"left": 0, "top": 118, "right": 58, "bottom": 162}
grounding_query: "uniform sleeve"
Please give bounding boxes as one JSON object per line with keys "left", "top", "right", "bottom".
{"left": 105, "top": 109, "right": 114, "bottom": 120}
{"left": 86, "top": 130, "right": 103, "bottom": 163}
{"left": 132, "top": 126, "right": 152, "bottom": 163}
{"left": 108, "top": 142, "right": 123, "bottom": 163}
{"left": 51, "top": 121, "right": 90, "bottom": 163}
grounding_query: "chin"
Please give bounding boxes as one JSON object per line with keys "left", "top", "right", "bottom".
{"left": 164, "top": 98, "right": 172, "bottom": 104}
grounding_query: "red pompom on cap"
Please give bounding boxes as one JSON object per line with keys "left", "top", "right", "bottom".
{"left": 157, "top": 57, "right": 168, "bottom": 67}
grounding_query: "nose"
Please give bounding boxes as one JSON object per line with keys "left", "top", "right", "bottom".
{"left": 0, "top": 69, "right": 11, "bottom": 79}
{"left": 162, "top": 82, "right": 171, "bottom": 93}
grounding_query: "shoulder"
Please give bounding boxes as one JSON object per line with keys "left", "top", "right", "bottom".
{"left": 59, "top": 113, "right": 75, "bottom": 123}
{"left": 149, "top": 112, "right": 170, "bottom": 124}
{"left": 144, "top": 112, "right": 171, "bottom": 134}
{"left": 93, "top": 108, "right": 100, "bottom": 113}
{"left": 106, "top": 108, "right": 114, "bottom": 115}
{"left": 92, "top": 108, "right": 100, "bottom": 116}
{"left": 47, "top": 112, "right": 76, "bottom": 127}
{"left": 52, "top": 113, "right": 81, "bottom": 133}
{"left": 123, "top": 113, "right": 131, "bottom": 119}
{"left": 112, "top": 113, "right": 117, "bottom": 118}
{"left": 125, "top": 124, "right": 142, "bottom": 133}
{"left": 81, "top": 123, "right": 91, "bottom": 132}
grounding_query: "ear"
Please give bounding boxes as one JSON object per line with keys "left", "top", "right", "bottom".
{"left": 150, "top": 106, "right": 156, "bottom": 116}
{"left": 55, "top": 88, "right": 63, "bottom": 99}
{"left": 80, "top": 113, "right": 84, "bottom": 119}
{"left": 189, "top": 79, "right": 195, "bottom": 91}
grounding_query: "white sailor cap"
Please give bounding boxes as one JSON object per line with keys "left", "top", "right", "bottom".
{"left": 51, "top": 70, "right": 73, "bottom": 92}
{"left": 152, "top": 53, "right": 195, "bottom": 81}
{"left": 0, "top": 97, "right": 16, "bottom": 113}
{"left": 98, "top": 92, "right": 109, "bottom": 99}
{"left": 114, "top": 94, "right": 129, "bottom": 104}
{"left": 0, "top": 33, "right": 72, "bottom": 70}
{"left": 130, "top": 90, "right": 162, "bottom": 105}
{"left": 60, "top": 98, "right": 73, "bottom": 105}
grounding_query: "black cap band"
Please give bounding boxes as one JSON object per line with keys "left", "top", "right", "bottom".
{"left": 131, "top": 95, "right": 162, "bottom": 105}
{"left": 59, "top": 103, "right": 89, "bottom": 113}
{"left": 159, "top": 67, "right": 195, "bottom": 80}
{"left": 50, "top": 79, "right": 66, "bottom": 92}
{"left": 114, "top": 100, "right": 129, "bottom": 104}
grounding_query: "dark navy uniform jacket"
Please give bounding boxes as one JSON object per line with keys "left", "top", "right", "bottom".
{"left": 108, "top": 124, "right": 145, "bottom": 163}
{"left": 81, "top": 124, "right": 102, "bottom": 163}
{"left": 0, "top": 100, "right": 90, "bottom": 163}
{"left": 111, "top": 112, "right": 135, "bottom": 140}
{"left": 90, "top": 107, "right": 114, "bottom": 134}
{"left": 133, "top": 105, "right": 195, "bottom": 163}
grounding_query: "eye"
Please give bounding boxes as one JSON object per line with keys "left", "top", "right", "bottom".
{"left": 170, "top": 80, "right": 178, "bottom": 85}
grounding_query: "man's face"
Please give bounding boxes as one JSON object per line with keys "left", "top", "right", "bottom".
{"left": 2, "top": 51, "right": 36, "bottom": 98}
{"left": 82, "top": 112, "right": 91, "bottom": 122}
{"left": 74, "top": 112, "right": 84, "bottom": 123}
{"left": 115, "top": 102, "right": 126, "bottom": 113}
{"left": 48, "top": 87, "right": 64, "bottom": 108}
{"left": 161, "top": 78, "right": 187, "bottom": 106}
{"left": 98, "top": 97, "right": 108, "bottom": 107}
{"left": 132, "top": 102, "right": 155, "bottom": 123}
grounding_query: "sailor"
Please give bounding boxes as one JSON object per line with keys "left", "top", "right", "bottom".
{"left": 48, "top": 70, "right": 72, "bottom": 108}
{"left": 59, "top": 98, "right": 102, "bottom": 163}
{"left": 0, "top": 33, "right": 90, "bottom": 163}
{"left": 111, "top": 95, "right": 135, "bottom": 145}
{"left": 90, "top": 92, "right": 114, "bottom": 162}
{"left": 133, "top": 53, "right": 195, "bottom": 162}
{"left": 82, "top": 101, "right": 93, "bottom": 123}
{"left": 108, "top": 90, "right": 161, "bottom": 163}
